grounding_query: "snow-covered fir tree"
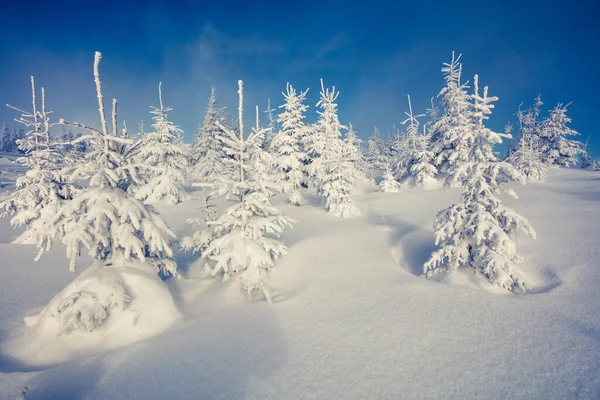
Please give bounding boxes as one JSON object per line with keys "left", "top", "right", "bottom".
{"left": 345, "top": 122, "right": 369, "bottom": 177}
{"left": 388, "top": 130, "right": 409, "bottom": 180}
{"left": 364, "top": 127, "right": 388, "bottom": 170}
{"left": 399, "top": 95, "right": 437, "bottom": 187}
{"left": 514, "top": 96, "right": 544, "bottom": 152}
{"left": 428, "top": 52, "right": 473, "bottom": 178}
{"left": 262, "top": 99, "right": 277, "bottom": 151}
{"left": 249, "top": 105, "right": 277, "bottom": 186}
{"left": 309, "top": 80, "right": 363, "bottom": 217}
{"left": 506, "top": 135, "right": 547, "bottom": 181}
{"left": 133, "top": 83, "right": 189, "bottom": 204}
{"left": 424, "top": 74, "right": 536, "bottom": 292}
{"left": 190, "top": 87, "right": 228, "bottom": 184}
{"left": 581, "top": 137, "right": 592, "bottom": 169}
{"left": 187, "top": 80, "right": 294, "bottom": 302}
{"left": 270, "top": 83, "right": 310, "bottom": 205}
{"left": 0, "top": 77, "right": 77, "bottom": 244}
{"left": 379, "top": 164, "right": 400, "bottom": 192}
{"left": 36, "top": 52, "right": 177, "bottom": 275}
{"left": 345, "top": 122, "right": 362, "bottom": 151}
{"left": 539, "top": 103, "right": 583, "bottom": 167}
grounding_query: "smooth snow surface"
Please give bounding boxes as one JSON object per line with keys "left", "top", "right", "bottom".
{"left": 1, "top": 169, "right": 599, "bottom": 399}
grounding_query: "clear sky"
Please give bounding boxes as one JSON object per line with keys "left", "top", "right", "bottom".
{"left": 1, "top": 0, "right": 598, "bottom": 156}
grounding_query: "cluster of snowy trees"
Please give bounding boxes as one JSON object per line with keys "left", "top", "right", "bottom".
{"left": 0, "top": 50, "right": 370, "bottom": 322}
{"left": 365, "top": 85, "right": 590, "bottom": 186}
{"left": 0, "top": 49, "right": 594, "bottom": 340}
{"left": 0, "top": 123, "right": 26, "bottom": 153}
{"left": 188, "top": 81, "right": 366, "bottom": 215}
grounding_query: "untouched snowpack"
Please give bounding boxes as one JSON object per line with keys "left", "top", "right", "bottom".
{"left": 0, "top": 168, "right": 599, "bottom": 399}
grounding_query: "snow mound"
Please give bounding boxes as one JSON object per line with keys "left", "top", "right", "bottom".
{"left": 328, "top": 202, "right": 362, "bottom": 218}
{"left": 419, "top": 176, "right": 442, "bottom": 190}
{"left": 1, "top": 261, "right": 180, "bottom": 367}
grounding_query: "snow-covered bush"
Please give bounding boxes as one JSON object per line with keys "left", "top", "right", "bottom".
{"left": 379, "top": 164, "right": 400, "bottom": 193}
{"left": 0, "top": 77, "right": 77, "bottom": 244}
{"left": 424, "top": 74, "right": 536, "bottom": 292}
{"left": 270, "top": 83, "right": 310, "bottom": 205}
{"left": 133, "top": 83, "right": 189, "bottom": 204}
{"left": 187, "top": 81, "right": 295, "bottom": 302}
{"left": 4, "top": 261, "right": 180, "bottom": 365}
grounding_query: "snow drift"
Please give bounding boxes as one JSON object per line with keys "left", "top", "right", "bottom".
{"left": 1, "top": 261, "right": 180, "bottom": 367}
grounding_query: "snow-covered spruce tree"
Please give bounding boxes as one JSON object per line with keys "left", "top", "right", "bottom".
{"left": 249, "top": 105, "right": 278, "bottom": 187}
{"left": 188, "top": 80, "right": 294, "bottom": 302}
{"left": 364, "top": 127, "right": 388, "bottom": 170}
{"left": 262, "top": 99, "right": 277, "bottom": 151}
{"left": 379, "top": 164, "right": 400, "bottom": 193}
{"left": 309, "top": 80, "right": 363, "bottom": 217}
{"left": 345, "top": 122, "right": 362, "bottom": 151}
{"left": 506, "top": 135, "right": 547, "bottom": 181}
{"left": 424, "top": 75, "right": 536, "bottom": 292}
{"left": 0, "top": 123, "right": 9, "bottom": 152}
{"left": 270, "top": 83, "right": 310, "bottom": 205}
{"left": 36, "top": 52, "right": 177, "bottom": 276}
{"left": 429, "top": 52, "right": 473, "bottom": 178}
{"left": 399, "top": 95, "right": 437, "bottom": 187}
{"left": 581, "top": 137, "right": 593, "bottom": 170}
{"left": 539, "top": 103, "right": 583, "bottom": 167}
{"left": 389, "top": 131, "right": 411, "bottom": 180}
{"left": 0, "top": 77, "right": 77, "bottom": 244}
{"left": 190, "top": 87, "right": 229, "bottom": 184}
{"left": 345, "top": 122, "right": 369, "bottom": 178}
{"left": 133, "top": 83, "right": 189, "bottom": 204}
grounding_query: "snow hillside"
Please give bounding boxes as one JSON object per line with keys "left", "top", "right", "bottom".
{"left": 0, "top": 168, "right": 599, "bottom": 399}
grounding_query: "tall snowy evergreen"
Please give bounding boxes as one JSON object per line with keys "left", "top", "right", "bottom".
{"left": 364, "top": 127, "right": 388, "bottom": 170}
{"left": 344, "top": 122, "right": 369, "bottom": 177}
{"left": 424, "top": 74, "right": 536, "bottom": 292}
{"left": 133, "top": 83, "right": 189, "bottom": 204}
{"left": 270, "top": 83, "right": 310, "bottom": 205}
{"left": 262, "top": 99, "right": 277, "bottom": 151}
{"left": 428, "top": 52, "right": 473, "bottom": 178}
{"left": 309, "top": 80, "right": 363, "bottom": 218}
{"left": 191, "top": 87, "right": 228, "bottom": 184}
{"left": 390, "top": 131, "right": 415, "bottom": 182}
{"left": 36, "top": 52, "right": 177, "bottom": 275}
{"left": 187, "top": 80, "right": 294, "bottom": 302}
{"left": 401, "top": 95, "right": 437, "bottom": 187}
{"left": 248, "top": 105, "right": 277, "bottom": 187}
{"left": 0, "top": 77, "right": 77, "bottom": 244}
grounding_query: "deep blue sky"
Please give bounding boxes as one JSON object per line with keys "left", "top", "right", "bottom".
{"left": 1, "top": 0, "right": 598, "bottom": 156}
